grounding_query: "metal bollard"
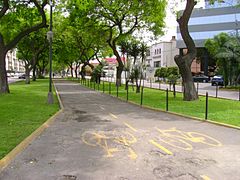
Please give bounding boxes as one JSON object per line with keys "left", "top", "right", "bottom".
{"left": 140, "top": 85, "right": 144, "bottom": 106}
{"left": 197, "top": 82, "right": 199, "bottom": 95}
{"left": 117, "top": 85, "right": 119, "bottom": 97}
{"left": 239, "top": 87, "right": 240, "bottom": 101}
{"left": 205, "top": 92, "right": 208, "bottom": 120}
{"left": 166, "top": 88, "right": 169, "bottom": 111}
{"left": 109, "top": 82, "right": 111, "bottom": 94}
{"left": 127, "top": 84, "right": 129, "bottom": 101}
{"left": 103, "top": 81, "right": 105, "bottom": 93}
{"left": 216, "top": 84, "right": 218, "bottom": 98}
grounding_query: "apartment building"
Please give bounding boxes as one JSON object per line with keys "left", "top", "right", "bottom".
{"left": 176, "top": 0, "right": 240, "bottom": 75}
{"left": 6, "top": 49, "right": 25, "bottom": 74}
{"left": 145, "top": 36, "right": 178, "bottom": 78}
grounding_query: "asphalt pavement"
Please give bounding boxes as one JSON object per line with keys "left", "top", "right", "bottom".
{"left": 0, "top": 79, "right": 240, "bottom": 180}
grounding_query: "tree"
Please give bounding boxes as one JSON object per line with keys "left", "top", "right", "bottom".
{"left": 0, "top": 0, "right": 48, "bottom": 93}
{"left": 166, "top": 67, "right": 180, "bottom": 97}
{"left": 17, "top": 29, "right": 48, "bottom": 84}
{"left": 205, "top": 33, "right": 240, "bottom": 86}
{"left": 65, "top": 0, "right": 167, "bottom": 86}
{"left": 173, "top": 0, "right": 198, "bottom": 101}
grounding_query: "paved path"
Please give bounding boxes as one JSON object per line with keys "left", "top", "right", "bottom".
{"left": 1, "top": 80, "right": 240, "bottom": 180}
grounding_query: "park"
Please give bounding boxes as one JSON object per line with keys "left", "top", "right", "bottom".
{"left": 0, "top": 0, "right": 240, "bottom": 180}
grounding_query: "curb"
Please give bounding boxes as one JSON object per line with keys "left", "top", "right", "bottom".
{"left": 0, "top": 82, "right": 63, "bottom": 171}
{"left": 79, "top": 83, "right": 240, "bottom": 131}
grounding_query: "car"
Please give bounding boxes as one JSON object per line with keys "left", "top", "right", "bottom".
{"left": 211, "top": 75, "right": 224, "bottom": 86}
{"left": 18, "top": 74, "right": 26, "bottom": 79}
{"left": 192, "top": 74, "right": 209, "bottom": 83}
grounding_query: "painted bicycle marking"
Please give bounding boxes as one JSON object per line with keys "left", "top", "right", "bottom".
{"left": 82, "top": 124, "right": 222, "bottom": 161}
{"left": 81, "top": 130, "right": 137, "bottom": 159}
{"left": 154, "top": 127, "right": 222, "bottom": 151}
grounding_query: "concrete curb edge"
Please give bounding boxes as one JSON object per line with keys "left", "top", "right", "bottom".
{"left": 0, "top": 82, "right": 64, "bottom": 171}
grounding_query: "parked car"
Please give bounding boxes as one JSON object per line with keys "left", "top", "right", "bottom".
{"left": 192, "top": 74, "right": 209, "bottom": 83}
{"left": 18, "top": 74, "right": 26, "bottom": 79}
{"left": 211, "top": 75, "right": 224, "bottom": 86}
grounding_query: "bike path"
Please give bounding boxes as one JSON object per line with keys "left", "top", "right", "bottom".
{"left": 0, "top": 79, "right": 240, "bottom": 180}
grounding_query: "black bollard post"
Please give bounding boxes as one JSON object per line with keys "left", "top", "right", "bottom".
{"left": 140, "top": 84, "right": 144, "bottom": 106}
{"left": 98, "top": 82, "right": 99, "bottom": 91}
{"left": 166, "top": 88, "right": 169, "bottom": 111}
{"left": 239, "top": 87, "right": 240, "bottom": 101}
{"left": 127, "top": 84, "right": 129, "bottom": 101}
{"left": 205, "top": 92, "right": 208, "bottom": 120}
{"left": 117, "top": 85, "right": 119, "bottom": 97}
{"left": 94, "top": 81, "right": 96, "bottom": 90}
{"left": 109, "top": 82, "right": 111, "bottom": 95}
{"left": 103, "top": 81, "right": 105, "bottom": 93}
{"left": 197, "top": 82, "right": 199, "bottom": 95}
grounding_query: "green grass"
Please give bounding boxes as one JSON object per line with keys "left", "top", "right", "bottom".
{"left": 0, "top": 79, "right": 59, "bottom": 159}
{"left": 80, "top": 79, "right": 240, "bottom": 127}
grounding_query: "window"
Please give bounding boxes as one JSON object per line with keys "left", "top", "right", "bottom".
{"left": 154, "top": 61, "right": 160, "bottom": 67}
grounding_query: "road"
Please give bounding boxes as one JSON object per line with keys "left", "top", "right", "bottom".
{"left": 0, "top": 79, "right": 239, "bottom": 180}
{"left": 102, "top": 77, "right": 240, "bottom": 101}
{"left": 7, "top": 77, "right": 23, "bottom": 84}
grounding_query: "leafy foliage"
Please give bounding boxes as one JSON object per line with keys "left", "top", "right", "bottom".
{"left": 205, "top": 33, "right": 240, "bottom": 86}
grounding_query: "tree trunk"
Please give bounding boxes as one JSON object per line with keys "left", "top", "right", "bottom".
{"left": 25, "top": 66, "right": 31, "bottom": 84}
{"left": 75, "top": 69, "right": 78, "bottom": 78}
{"left": 175, "top": 55, "right": 198, "bottom": 100}
{"left": 135, "top": 78, "right": 141, "bottom": 93}
{"left": 32, "top": 65, "right": 37, "bottom": 81}
{"left": 0, "top": 50, "right": 9, "bottom": 93}
{"left": 174, "top": 0, "right": 198, "bottom": 101}
{"left": 116, "top": 66, "right": 123, "bottom": 87}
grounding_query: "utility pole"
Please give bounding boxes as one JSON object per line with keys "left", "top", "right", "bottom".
{"left": 47, "top": 0, "right": 54, "bottom": 104}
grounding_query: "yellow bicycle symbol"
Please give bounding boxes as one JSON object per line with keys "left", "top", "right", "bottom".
{"left": 155, "top": 127, "right": 222, "bottom": 151}
{"left": 81, "top": 131, "right": 137, "bottom": 159}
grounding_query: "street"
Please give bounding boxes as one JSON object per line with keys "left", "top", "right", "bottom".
{"left": 0, "top": 80, "right": 239, "bottom": 180}
{"left": 102, "top": 77, "right": 240, "bottom": 101}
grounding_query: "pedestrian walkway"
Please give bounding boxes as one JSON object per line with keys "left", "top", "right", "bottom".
{"left": 0, "top": 79, "right": 240, "bottom": 180}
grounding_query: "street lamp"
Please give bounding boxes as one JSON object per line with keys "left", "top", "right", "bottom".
{"left": 47, "top": 0, "right": 54, "bottom": 104}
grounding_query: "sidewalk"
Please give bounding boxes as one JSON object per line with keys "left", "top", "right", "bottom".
{"left": 0, "top": 79, "right": 240, "bottom": 180}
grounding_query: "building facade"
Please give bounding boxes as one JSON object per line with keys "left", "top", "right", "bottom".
{"left": 146, "top": 37, "right": 178, "bottom": 78}
{"left": 6, "top": 49, "right": 25, "bottom": 74}
{"left": 176, "top": 0, "right": 240, "bottom": 75}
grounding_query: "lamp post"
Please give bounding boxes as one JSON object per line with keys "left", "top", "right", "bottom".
{"left": 47, "top": 0, "right": 54, "bottom": 104}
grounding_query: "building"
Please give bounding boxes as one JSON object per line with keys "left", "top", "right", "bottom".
{"left": 6, "top": 49, "right": 25, "bottom": 74}
{"left": 176, "top": 0, "right": 240, "bottom": 75}
{"left": 145, "top": 36, "right": 178, "bottom": 79}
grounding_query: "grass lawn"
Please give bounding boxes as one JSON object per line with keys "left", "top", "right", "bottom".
{"left": 0, "top": 79, "right": 59, "bottom": 159}
{"left": 80, "top": 79, "right": 240, "bottom": 127}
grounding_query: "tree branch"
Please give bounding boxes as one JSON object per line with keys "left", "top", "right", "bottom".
{"left": 5, "top": 0, "right": 48, "bottom": 51}
{"left": 177, "top": 0, "right": 197, "bottom": 55}
{"left": 0, "top": 0, "right": 9, "bottom": 19}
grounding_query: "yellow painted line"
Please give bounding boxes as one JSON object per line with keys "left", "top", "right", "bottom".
{"left": 0, "top": 109, "right": 63, "bottom": 171}
{"left": 200, "top": 175, "right": 211, "bottom": 180}
{"left": 109, "top": 113, "right": 118, "bottom": 119}
{"left": 124, "top": 122, "right": 137, "bottom": 132}
{"left": 149, "top": 139, "right": 173, "bottom": 155}
{"left": 128, "top": 148, "right": 138, "bottom": 160}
